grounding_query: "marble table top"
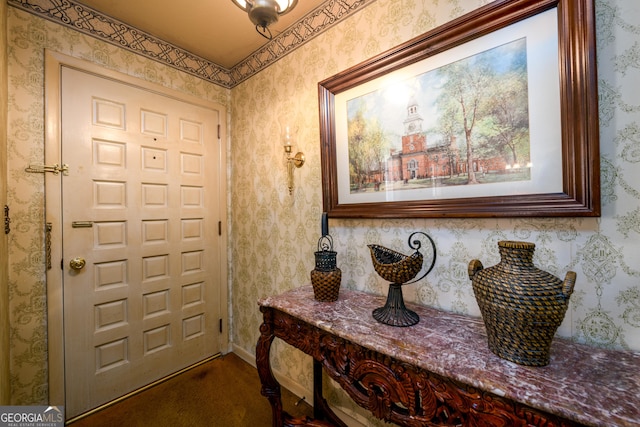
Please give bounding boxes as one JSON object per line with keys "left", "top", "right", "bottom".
{"left": 259, "top": 286, "right": 640, "bottom": 427}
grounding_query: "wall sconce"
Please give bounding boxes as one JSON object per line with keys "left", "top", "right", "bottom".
{"left": 283, "top": 126, "right": 304, "bottom": 195}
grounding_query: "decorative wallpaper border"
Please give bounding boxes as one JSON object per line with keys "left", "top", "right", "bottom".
{"left": 229, "top": 0, "right": 374, "bottom": 84}
{"left": 7, "top": 0, "right": 374, "bottom": 88}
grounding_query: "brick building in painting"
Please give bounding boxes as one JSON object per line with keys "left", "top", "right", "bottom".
{"left": 383, "top": 96, "right": 507, "bottom": 183}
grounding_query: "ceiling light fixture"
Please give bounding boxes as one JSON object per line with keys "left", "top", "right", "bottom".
{"left": 232, "top": 0, "right": 298, "bottom": 40}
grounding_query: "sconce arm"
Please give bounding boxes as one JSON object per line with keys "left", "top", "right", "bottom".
{"left": 288, "top": 152, "right": 305, "bottom": 168}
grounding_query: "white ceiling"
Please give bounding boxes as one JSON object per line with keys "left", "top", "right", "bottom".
{"left": 74, "top": 0, "right": 328, "bottom": 69}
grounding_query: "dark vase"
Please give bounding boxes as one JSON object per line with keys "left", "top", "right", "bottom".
{"left": 468, "top": 241, "right": 576, "bottom": 366}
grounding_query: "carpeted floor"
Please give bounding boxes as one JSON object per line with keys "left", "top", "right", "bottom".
{"left": 68, "top": 352, "right": 313, "bottom": 426}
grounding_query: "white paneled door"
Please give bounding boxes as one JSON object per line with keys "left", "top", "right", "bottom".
{"left": 59, "top": 66, "right": 223, "bottom": 418}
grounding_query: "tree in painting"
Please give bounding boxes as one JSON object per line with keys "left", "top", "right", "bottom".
{"left": 479, "top": 64, "right": 530, "bottom": 169}
{"left": 435, "top": 38, "right": 529, "bottom": 185}
{"left": 348, "top": 107, "right": 389, "bottom": 190}
{"left": 435, "top": 60, "right": 490, "bottom": 185}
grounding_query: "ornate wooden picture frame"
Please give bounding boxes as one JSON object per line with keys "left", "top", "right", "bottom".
{"left": 318, "top": 0, "right": 599, "bottom": 218}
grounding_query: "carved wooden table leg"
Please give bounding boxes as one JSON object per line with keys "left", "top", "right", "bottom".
{"left": 256, "top": 307, "right": 284, "bottom": 427}
{"left": 313, "top": 360, "right": 347, "bottom": 427}
{"left": 257, "top": 307, "right": 345, "bottom": 427}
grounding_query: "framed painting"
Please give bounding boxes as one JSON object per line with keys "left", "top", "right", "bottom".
{"left": 318, "top": 0, "right": 599, "bottom": 218}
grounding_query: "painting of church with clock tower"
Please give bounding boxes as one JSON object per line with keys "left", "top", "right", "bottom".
{"left": 385, "top": 96, "right": 462, "bottom": 184}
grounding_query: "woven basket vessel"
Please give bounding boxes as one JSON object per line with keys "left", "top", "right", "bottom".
{"left": 311, "top": 235, "right": 341, "bottom": 302}
{"left": 369, "top": 244, "right": 423, "bottom": 284}
{"left": 468, "top": 241, "right": 576, "bottom": 366}
{"left": 311, "top": 268, "right": 342, "bottom": 302}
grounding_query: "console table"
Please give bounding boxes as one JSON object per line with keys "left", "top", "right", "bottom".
{"left": 256, "top": 286, "right": 640, "bottom": 426}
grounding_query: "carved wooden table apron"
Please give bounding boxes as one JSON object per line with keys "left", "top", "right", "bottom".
{"left": 256, "top": 286, "right": 640, "bottom": 427}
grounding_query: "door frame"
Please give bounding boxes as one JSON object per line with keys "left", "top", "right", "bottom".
{"left": 44, "top": 50, "right": 229, "bottom": 407}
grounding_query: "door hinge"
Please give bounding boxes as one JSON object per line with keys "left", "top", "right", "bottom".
{"left": 218, "top": 221, "right": 222, "bottom": 236}
{"left": 219, "top": 318, "right": 223, "bottom": 333}
{"left": 45, "top": 222, "right": 52, "bottom": 270}
{"left": 217, "top": 124, "right": 221, "bottom": 139}
{"left": 4, "top": 205, "right": 10, "bottom": 235}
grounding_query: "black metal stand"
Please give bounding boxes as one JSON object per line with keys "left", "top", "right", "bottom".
{"left": 372, "top": 283, "right": 419, "bottom": 327}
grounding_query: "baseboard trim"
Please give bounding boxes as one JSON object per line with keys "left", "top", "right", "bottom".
{"left": 231, "top": 344, "right": 311, "bottom": 403}
{"left": 231, "top": 344, "right": 365, "bottom": 427}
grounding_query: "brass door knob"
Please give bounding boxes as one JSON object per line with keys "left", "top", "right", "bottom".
{"left": 70, "top": 257, "right": 86, "bottom": 271}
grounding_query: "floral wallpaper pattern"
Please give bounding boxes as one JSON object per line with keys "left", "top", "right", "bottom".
{"left": 229, "top": 0, "right": 640, "bottom": 422}
{"left": 5, "top": 0, "right": 640, "bottom": 424}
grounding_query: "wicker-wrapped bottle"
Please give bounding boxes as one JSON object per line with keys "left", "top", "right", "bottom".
{"left": 468, "top": 241, "right": 575, "bottom": 366}
{"left": 311, "top": 235, "right": 341, "bottom": 302}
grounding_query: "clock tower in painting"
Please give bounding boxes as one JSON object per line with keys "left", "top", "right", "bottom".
{"left": 402, "top": 95, "right": 425, "bottom": 153}
{"left": 386, "top": 95, "right": 461, "bottom": 182}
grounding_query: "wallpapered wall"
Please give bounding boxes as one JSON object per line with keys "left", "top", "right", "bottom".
{"left": 1, "top": 0, "right": 11, "bottom": 405}
{"left": 5, "top": 0, "right": 640, "bottom": 421}
{"left": 229, "top": 0, "right": 640, "bottom": 422}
